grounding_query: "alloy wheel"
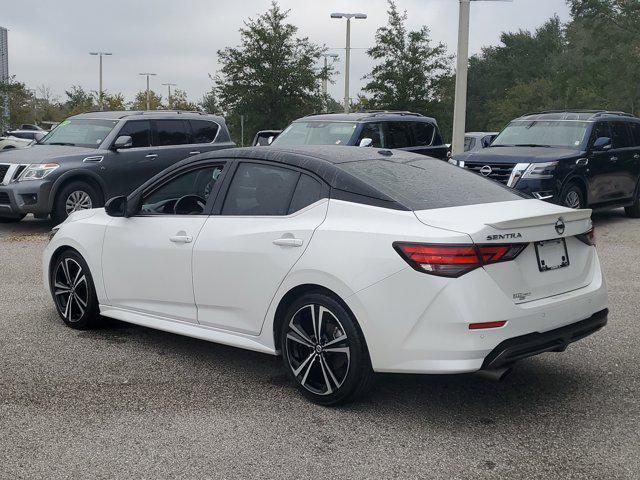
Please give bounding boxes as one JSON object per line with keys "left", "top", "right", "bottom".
{"left": 564, "top": 190, "right": 581, "bottom": 209}
{"left": 285, "top": 304, "right": 351, "bottom": 396}
{"left": 53, "top": 258, "right": 89, "bottom": 323}
{"left": 65, "top": 190, "right": 93, "bottom": 215}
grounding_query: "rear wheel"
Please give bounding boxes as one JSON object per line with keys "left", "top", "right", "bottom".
{"left": 50, "top": 250, "right": 100, "bottom": 329}
{"left": 280, "top": 292, "right": 373, "bottom": 406}
{"left": 560, "top": 183, "right": 585, "bottom": 209}
{"left": 624, "top": 182, "right": 640, "bottom": 218}
{"left": 52, "top": 181, "right": 101, "bottom": 224}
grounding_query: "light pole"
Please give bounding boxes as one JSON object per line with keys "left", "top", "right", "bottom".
{"left": 331, "top": 12, "right": 366, "bottom": 113}
{"left": 321, "top": 53, "right": 339, "bottom": 97}
{"left": 139, "top": 73, "right": 157, "bottom": 110}
{"left": 162, "top": 83, "right": 177, "bottom": 109}
{"left": 90, "top": 52, "right": 112, "bottom": 110}
{"left": 451, "top": 0, "right": 511, "bottom": 155}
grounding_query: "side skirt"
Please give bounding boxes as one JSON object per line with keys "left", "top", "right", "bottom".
{"left": 99, "top": 305, "right": 277, "bottom": 355}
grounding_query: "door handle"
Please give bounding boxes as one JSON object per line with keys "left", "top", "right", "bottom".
{"left": 189, "top": 151, "right": 201, "bottom": 155}
{"left": 273, "top": 237, "right": 303, "bottom": 247}
{"left": 145, "top": 154, "right": 159, "bottom": 159}
{"left": 170, "top": 235, "right": 193, "bottom": 244}
{"left": 634, "top": 154, "right": 640, "bottom": 159}
{"left": 609, "top": 156, "right": 618, "bottom": 162}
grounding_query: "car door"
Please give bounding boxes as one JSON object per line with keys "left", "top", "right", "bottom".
{"left": 193, "top": 161, "right": 329, "bottom": 335}
{"left": 102, "top": 120, "right": 159, "bottom": 197}
{"left": 606, "top": 121, "right": 635, "bottom": 200}
{"left": 187, "top": 119, "right": 228, "bottom": 155}
{"left": 101, "top": 162, "right": 227, "bottom": 323}
{"left": 624, "top": 121, "right": 640, "bottom": 198}
{"left": 586, "top": 121, "right": 617, "bottom": 204}
{"left": 152, "top": 119, "right": 195, "bottom": 168}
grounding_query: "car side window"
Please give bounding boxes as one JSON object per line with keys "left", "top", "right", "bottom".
{"left": 384, "top": 122, "right": 412, "bottom": 149}
{"left": 190, "top": 120, "right": 219, "bottom": 143}
{"left": 357, "top": 123, "right": 384, "bottom": 148}
{"left": 154, "top": 120, "right": 190, "bottom": 146}
{"left": 116, "top": 121, "right": 151, "bottom": 148}
{"left": 288, "top": 174, "right": 324, "bottom": 214}
{"left": 222, "top": 163, "right": 300, "bottom": 216}
{"left": 589, "top": 122, "right": 611, "bottom": 146}
{"left": 410, "top": 122, "right": 435, "bottom": 146}
{"left": 141, "top": 165, "right": 223, "bottom": 215}
{"left": 627, "top": 122, "right": 640, "bottom": 147}
{"left": 610, "top": 122, "right": 632, "bottom": 149}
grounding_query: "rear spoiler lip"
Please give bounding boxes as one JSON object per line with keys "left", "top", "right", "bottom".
{"left": 486, "top": 208, "right": 592, "bottom": 229}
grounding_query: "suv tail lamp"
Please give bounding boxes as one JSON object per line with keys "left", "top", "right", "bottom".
{"left": 576, "top": 227, "right": 595, "bottom": 246}
{"left": 393, "top": 242, "right": 527, "bottom": 278}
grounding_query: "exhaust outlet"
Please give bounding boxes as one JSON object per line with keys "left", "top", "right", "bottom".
{"left": 475, "top": 366, "right": 513, "bottom": 382}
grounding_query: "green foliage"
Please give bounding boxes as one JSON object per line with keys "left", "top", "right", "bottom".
{"left": 200, "top": 86, "right": 220, "bottom": 114}
{"left": 169, "top": 89, "right": 198, "bottom": 111}
{"left": 362, "top": 0, "right": 452, "bottom": 116}
{"left": 215, "top": 1, "right": 329, "bottom": 142}
{"left": 131, "top": 90, "right": 163, "bottom": 110}
{"left": 0, "top": 77, "right": 36, "bottom": 130}
{"left": 101, "top": 92, "right": 126, "bottom": 111}
{"left": 64, "top": 85, "right": 96, "bottom": 115}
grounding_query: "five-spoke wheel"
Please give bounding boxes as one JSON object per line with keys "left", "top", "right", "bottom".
{"left": 281, "top": 292, "right": 372, "bottom": 405}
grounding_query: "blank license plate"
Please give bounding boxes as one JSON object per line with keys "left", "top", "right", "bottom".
{"left": 535, "top": 238, "right": 569, "bottom": 272}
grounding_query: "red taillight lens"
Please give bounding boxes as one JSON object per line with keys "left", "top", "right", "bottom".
{"left": 576, "top": 227, "right": 595, "bottom": 246}
{"left": 469, "top": 321, "right": 507, "bottom": 330}
{"left": 394, "top": 242, "right": 527, "bottom": 277}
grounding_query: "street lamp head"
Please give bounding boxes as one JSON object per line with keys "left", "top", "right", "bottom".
{"left": 331, "top": 12, "right": 367, "bottom": 19}
{"left": 90, "top": 52, "right": 113, "bottom": 56}
{"left": 139, "top": 73, "right": 157, "bottom": 76}
{"left": 330, "top": 12, "right": 345, "bottom": 18}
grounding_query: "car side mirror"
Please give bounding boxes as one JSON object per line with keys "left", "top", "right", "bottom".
{"left": 113, "top": 135, "right": 133, "bottom": 150}
{"left": 593, "top": 137, "right": 611, "bottom": 151}
{"left": 359, "top": 137, "right": 373, "bottom": 147}
{"left": 105, "top": 196, "right": 128, "bottom": 217}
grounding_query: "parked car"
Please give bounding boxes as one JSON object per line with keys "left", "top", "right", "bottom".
{"left": 45, "top": 145, "right": 607, "bottom": 405}
{"left": 451, "top": 110, "right": 640, "bottom": 217}
{"left": 6, "top": 129, "right": 47, "bottom": 142}
{"left": 0, "top": 135, "right": 34, "bottom": 151}
{"left": 465, "top": 132, "right": 499, "bottom": 152}
{"left": 20, "top": 124, "right": 46, "bottom": 131}
{"left": 272, "top": 111, "right": 449, "bottom": 159}
{"left": 252, "top": 130, "right": 282, "bottom": 146}
{"left": 0, "top": 110, "right": 234, "bottom": 223}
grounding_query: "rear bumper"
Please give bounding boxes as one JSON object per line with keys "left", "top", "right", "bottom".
{"left": 482, "top": 308, "right": 608, "bottom": 369}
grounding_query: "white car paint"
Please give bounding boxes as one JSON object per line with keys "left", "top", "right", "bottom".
{"left": 44, "top": 193, "right": 607, "bottom": 374}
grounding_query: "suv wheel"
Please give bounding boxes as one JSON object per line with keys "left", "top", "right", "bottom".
{"left": 624, "top": 182, "right": 640, "bottom": 218}
{"left": 52, "top": 181, "right": 101, "bottom": 224}
{"left": 50, "top": 250, "right": 101, "bottom": 329}
{"left": 561, "top": 183, "right": 585, "bottom": 209}
{"left": 280, "top": 292, "right": 373, "bottom": 406}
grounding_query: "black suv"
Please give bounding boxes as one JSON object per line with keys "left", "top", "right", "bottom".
{"left": 451, "top": 110, "right": 640, "bottom": 217}
{"left": 271, "top": 111, "right": 449, "bottom": 159}
{"left": 0, "top": 111, "right": 234, "bottom": 223}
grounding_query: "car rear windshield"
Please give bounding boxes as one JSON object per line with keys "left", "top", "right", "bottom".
{"left": 340, "top": 158, "right": 527, "bottom": 211}
{"left": 491, "top": 120, "right": 590, "bottom": 149}
{"left": 40, "top": 118, "right": 119, "bottom": 148}
{"left": 272, "top": 121, "right": 358, "bottom": 146}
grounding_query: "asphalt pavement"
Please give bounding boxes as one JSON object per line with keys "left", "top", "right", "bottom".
{"left": 1, "top": 210, "right": 638, "bottom": 479}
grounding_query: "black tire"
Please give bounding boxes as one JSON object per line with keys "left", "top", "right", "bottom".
{"left": 280, "top": 291, "right": 373, "bottom": 406}
{"left": 52, "top": 181, "right": 102, "bottom": 225}
{"left": 560, "top": 183, "right": 585, "bottom": 209}
{"left": 0, "top": 215, "right": 26, "bottom": 223}
{"left": 625, "top": 183, "right": 640, "bottom": 218}
{"left": 49, "top": 249, "right": 101, "bottom": 329}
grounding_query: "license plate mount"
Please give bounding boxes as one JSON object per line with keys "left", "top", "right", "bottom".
{"left": 535, "top": 238, "right": 569, "bottom": 272}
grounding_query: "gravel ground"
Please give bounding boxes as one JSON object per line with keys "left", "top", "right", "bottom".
{"left": 1, "top": 210, "right": 639, "bottom": 480}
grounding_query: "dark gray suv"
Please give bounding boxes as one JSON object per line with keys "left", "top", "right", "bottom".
{"left": 0, "top": 111, "right": 234, "bottom": 223}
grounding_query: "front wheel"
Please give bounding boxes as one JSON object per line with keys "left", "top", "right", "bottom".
{"left": 280, "top": 292, "right": 373, "bottom": 406}
{"left": 52, "top": 181, "right": 101, "bottom": 224}
{"left": 50, "top": 250, "right": 101, "bottom": 329}
{"left": 560, "top": 183, "right": 585, "bottom": 209}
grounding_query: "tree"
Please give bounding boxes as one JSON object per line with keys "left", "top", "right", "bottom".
{"left": 216, "top": 2, "right": 330, "bottom": 141}
{"left": 169, "top": 89, "right": 198, "bottom": 111}
{"left": 131, "top": 90, "right": 163, "bottom": 110}
{"left": 362, "top": 1, "right": 452, "bottom": 114}
{"left": 0, "top": 77, "right": 36, "bottom": 130}
{"left": 101, "top": 92, "right": 126, "bottom": 111}
{"left": 64, "top": 85, "right": 96, "bottom": 115}
{"left": 200, "top": 86, "right": 220, "bottom": 114}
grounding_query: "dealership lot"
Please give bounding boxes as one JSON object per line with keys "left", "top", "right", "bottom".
{"left": 1, "top": 212, "right": 639, "bottom": 479}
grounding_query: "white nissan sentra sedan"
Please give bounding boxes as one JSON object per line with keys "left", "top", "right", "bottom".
{"left": 44, "top": 146, "right": 608, "bottom": 405}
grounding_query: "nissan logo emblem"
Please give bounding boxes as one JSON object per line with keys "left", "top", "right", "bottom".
{"left": 480, "top": 165, "right": 492, "bottom": 176}
{"left": 555, "top": 217, "right": 566, "bottom": 235}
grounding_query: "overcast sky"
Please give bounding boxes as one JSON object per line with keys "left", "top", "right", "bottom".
{"left": 2, "top": 0, "right": 570, "bottom": 105}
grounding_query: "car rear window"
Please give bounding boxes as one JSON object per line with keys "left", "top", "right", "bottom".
{"left": 340, "top": 158, "right": 526, "bottom": 211}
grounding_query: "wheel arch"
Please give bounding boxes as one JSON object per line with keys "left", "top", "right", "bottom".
{"left": 49, "top": 170, "right": 107, "bottom": 211}
{"left": 562, "top": 175, "right": 589, "bottom": 205}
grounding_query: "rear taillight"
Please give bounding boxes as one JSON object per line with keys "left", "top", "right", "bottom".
{"left": 394, "top": 242, "right": 527, "bottom": 278}
{"left": 576, "top": 227, "right": 595, "bottom": 246}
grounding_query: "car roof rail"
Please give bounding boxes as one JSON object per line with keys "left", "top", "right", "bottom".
{"left": 364, "top": 110, "right": 424, "bottom": 117}
{"left": 520, "top": 110, "right": 637, "bottom": 120}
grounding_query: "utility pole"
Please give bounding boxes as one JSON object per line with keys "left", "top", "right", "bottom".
{"left": 139, "top": 72, "right": 157, "bottom": 110}
{"left": 162, "top": 83, "right": 176, "bottom": 109}
{"left": 90, "top": 52, "right": 112, "bottom": 110}
{"left": 331, "top": 12, "right": 366, "bottom": 113}
{"left": 321, "top": 53, "right": 339, "bottom": 111}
